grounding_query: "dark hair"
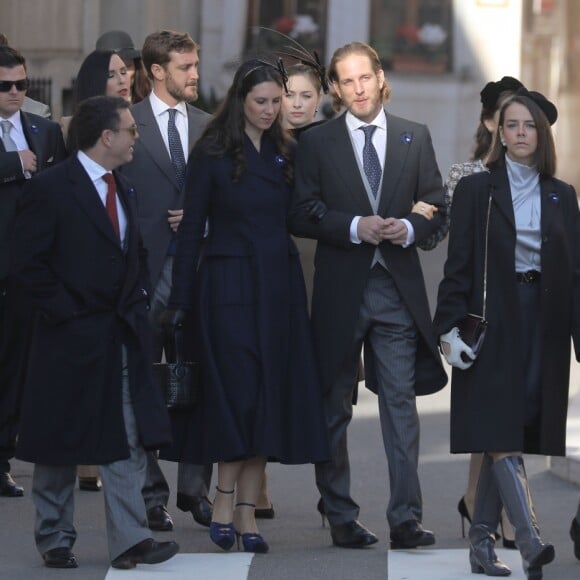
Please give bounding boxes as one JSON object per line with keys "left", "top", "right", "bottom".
{"left": 131, "top": 58, "right": 151, "bottom": 103}
{"left": 70, "top": 95, "right": 130, "bottom": 152}
{"left": 472, "top": 90, "right": 518, "bottom": 161}
{"left": 73, "top": 50, "right": 117, "bottom": 108}
{"left": 196, "top": 59, "right": 293, "bottom": 183}
{"left": 142, "top": 30, "right": 198, "bottom": 80}
{"left": 487, "top": 95, "right": 556, "bottom": 177}
{"left": 287, "top": 63, "right": 322, "bottom": 94}
{"left": 0, "top": 45, "right": 26, "bottom": 70}
{"left": 327, "top": 42, "right": 390, "bottom": 112}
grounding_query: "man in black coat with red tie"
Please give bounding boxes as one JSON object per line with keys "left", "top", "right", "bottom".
{"left": 0, "top": 45, "right": 66, "bottom": 497}
{"left": 10, "top": 96, "right": 178, "bottom": 570}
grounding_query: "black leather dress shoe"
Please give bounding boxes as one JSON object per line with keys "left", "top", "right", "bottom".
{"left": 330, "top": 520, "right": 378, "bottom": 548}
{"left": 0, "top": 472, "right": 24, "bottom": 497}
{"left": 43, "top": 547, "right": 78, "bottom": 569}
{"left": 571, "top": 517, "right": 580, "bottom": 560}
{"left": 147, "top": 505, "right": 174, "bottom": 531}
{"left": 176, "top": 493, "right": 213, "bottom": 527}
{"left": 111, "top": 538, "right": 179, "bottom": 569}
{"left": 78, "top": 476, "right": 102, "bottom": 492}
{"left": 390, "top": 520, "right": 435, "bottom": 549}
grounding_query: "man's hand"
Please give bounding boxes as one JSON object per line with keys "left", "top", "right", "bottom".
{"left": 412, "top": 201, "right": 438, "bottom": 220}
{"left": 168, "top": 209, "right": 183, "bottom": 232}
{"left": 357, "top": 215, "right": 390, "bottom": 246}
{"left": 382, "top": 217, "right": 408, "bottom": 246}
{"left": 19, "top": 150, "right": 37, "bottom": 173}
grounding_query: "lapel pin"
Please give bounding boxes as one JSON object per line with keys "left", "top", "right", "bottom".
{"left": 401, "top": 132, "right": 412, "bottom": 145}
{"left": 30, "top": 124, "right": 39, "bottom": 134}
{"left": 547, "top": 192, "right": 559, "bottom": 204}
{"left": 274, "top": 154, "right": 286, "bottom": 167}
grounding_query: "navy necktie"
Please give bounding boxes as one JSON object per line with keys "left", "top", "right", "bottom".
{"left": 167, "top": 109, "right": 186, "bottom": 189}
{"left": 360, "top": 125, "right": 381, "bottom": 198}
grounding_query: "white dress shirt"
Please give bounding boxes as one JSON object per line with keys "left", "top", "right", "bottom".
{"left": 149, "top": 91, "right": 189, "bottom": 161}
{"left": 346, "top": 109, "right": 414, "bottom": 247}
{"left": 77, "top": 150, "right": 127, "bottom": 243}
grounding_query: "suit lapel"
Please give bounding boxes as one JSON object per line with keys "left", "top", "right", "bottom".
{"left": 186, "top": 105, "right": 206, "bottom": 153}
{"left": 20, "top": 111, "right": 43, "bottom": 158}
{"left": 67, "top": 158, "right": 123, "bottom": 247}
{"left": 132, "top": 100, "right": 180, "bottom": 190}
{"left": 540, "top": 177, "right": 558, "bottom": 240}
{"left": 327, "top": 115, "right": 373, "bottom": 213}
{"left": 489, "top": 167, "right": 515, "bottom": 231}
{"left": 378, "top": 113, "right": 408, "bottom": 215}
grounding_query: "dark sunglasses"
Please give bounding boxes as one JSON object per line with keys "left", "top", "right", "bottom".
{"left": 0, "top": 79, "right": 30, "bottom": 92}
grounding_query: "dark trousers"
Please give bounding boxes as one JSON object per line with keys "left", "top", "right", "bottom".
{"left": 315, "top": 265, "right": 423, "bottom": 528}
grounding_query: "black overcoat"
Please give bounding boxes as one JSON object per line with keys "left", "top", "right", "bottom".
{"left": 10, "top": 156, "right": 171, "bottom": 465}
{"left": 288, "top": 111, "right": 448, "bottom": 397}
{"left": 434, "top": 166, "right": 580, "bottom": 456}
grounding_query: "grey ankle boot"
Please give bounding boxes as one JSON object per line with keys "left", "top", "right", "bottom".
{"left": 468, "top": 454, "right": 511, "bottom": 576}
{"left": 492, "top": 456, "right": 554, "bottom": 580}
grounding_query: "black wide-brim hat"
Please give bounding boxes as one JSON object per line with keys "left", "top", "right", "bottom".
{"left": 480, "top": 76, "right": 523, "bottom": 111}
{"left": 96, "top": 30, "right": 140, "bottom": 61}
{"left": 513, "top": 87, "right": 558, "bottom": 125}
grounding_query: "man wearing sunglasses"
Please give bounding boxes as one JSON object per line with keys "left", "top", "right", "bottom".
{"left": 0, "top": 45, "right": 66, "bottom": 499}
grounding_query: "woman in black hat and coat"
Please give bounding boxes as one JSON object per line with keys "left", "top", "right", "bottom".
{"left": 435, "top": 89, "right": 580, "bottom": 579}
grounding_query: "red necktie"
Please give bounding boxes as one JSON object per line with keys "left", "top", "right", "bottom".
{"left": 102, "top": 173, "right": 120, "bottom": 239}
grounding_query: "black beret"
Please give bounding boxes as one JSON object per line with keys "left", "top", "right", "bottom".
{"left": 512, "top": 87, "right": 558, "bottom": 125}
{"left": 480, "top": 76, "right": 524, "bottom": 111}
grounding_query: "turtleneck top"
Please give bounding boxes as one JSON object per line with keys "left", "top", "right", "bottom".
{"left": 506, "top": 155, "right": 542, "bottom": 273}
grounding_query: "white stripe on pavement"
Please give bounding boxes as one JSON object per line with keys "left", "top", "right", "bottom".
{"left": 389, "top": 548, "right": 527, "bottom": 579}
{"left": 105, "top": 553, "right": 253, "bottom": 579}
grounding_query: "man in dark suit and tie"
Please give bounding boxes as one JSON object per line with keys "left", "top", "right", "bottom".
{"left": 121, "top": 30, "right": 213, "bottom": 531}
{"left": 10, "top": 95, "right": 179, "bottom": 570}
{"left": 289, "top": 42, "right": 447, "bottom": 550}
{"left": 0, "top": 45, "right": 66, "bottom": 498}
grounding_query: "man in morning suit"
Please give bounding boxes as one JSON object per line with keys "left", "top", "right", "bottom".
{"left": 289, "top": 42, "right": 447, "bottom": 549}
{"left": 0, "top": 45, "right": 65, "bottom": 498}
{"left": 11, "top": 96, "right": 179, "bottom": 570}
{"left": 121, "top": 30, "right": 213, "bottom": 531}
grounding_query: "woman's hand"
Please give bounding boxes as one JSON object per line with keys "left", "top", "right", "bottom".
{"left": 412, "top": 201, "right": 438, "bottom": 220}
{"left": 440, "top": 327, "right": 475, "bottom": 370}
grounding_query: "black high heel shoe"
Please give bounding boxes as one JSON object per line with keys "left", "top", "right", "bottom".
{"left": 209, "top": 487, "right": 235, "bottom": 551}
{"left": 500, "top": 521, "right": 516, "bottom": 550}
{"left": 316, "top": 497, "right": 327, "bottom": 528}
{"left": 234, "top": 503, "right": 269, "bottom": 553}
{"left": 457, "top": 497, "right": 472, "bottom": 538}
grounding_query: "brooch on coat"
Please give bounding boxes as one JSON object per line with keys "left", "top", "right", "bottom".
{"left": 29, "top": 124, "right": 39, "bottom": 134}
{"left": 400, "top": 132, "right": 412, "bottom": 145}
{"left": 547, "top": 192, "right": 559, "bottom": 204}
{"left": 274, "top": 154, "right": 287, "bottom": 167}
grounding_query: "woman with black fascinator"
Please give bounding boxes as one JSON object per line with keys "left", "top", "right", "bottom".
{"left": 160, "top": 58, "right": 329, "bottom": 554}
{"left": 435, "top": 89, "right": 579, "bottom": 578}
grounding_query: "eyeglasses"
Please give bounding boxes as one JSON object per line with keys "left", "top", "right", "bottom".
{"left": 115, "top": 125, "right": 138, "bottom": 138}
{"left": 0, "top": 79, "right": 30, "bottom": 92}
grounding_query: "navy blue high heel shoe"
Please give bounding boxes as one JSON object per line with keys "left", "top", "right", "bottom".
{"left": 234, "top": 502, "right": 269, "bottom": 553}
{"left": 209, "top": 487, "right": 235, "bottom": 551}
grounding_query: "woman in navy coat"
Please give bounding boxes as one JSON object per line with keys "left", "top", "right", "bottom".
{"left": 160, "top": 59, "right": 329, "bottom": 553}
{"left": 435, "top": 89, "right": 580, "bottom": 578}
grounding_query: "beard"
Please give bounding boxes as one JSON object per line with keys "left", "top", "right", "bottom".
{"left": 166, "top": 73, "right": 198, "bottom": 103}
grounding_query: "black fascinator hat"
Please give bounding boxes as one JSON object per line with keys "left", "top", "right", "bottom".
{"left": 480, "top": 76, "right": 523, "bottom": 111}
{"left": 512, "top": 87, "right": 558, "bottom": 125}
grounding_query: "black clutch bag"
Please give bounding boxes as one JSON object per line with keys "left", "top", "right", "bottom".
{"left": 152, "top": 325, "right": 199, "bottom": 410}
{"left": 458, "top": 314, "right": 487, "bottom": 356}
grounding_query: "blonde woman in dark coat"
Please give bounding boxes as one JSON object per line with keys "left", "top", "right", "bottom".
{"left": 435, "top": 89, "right": 580, "bottom": 579}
